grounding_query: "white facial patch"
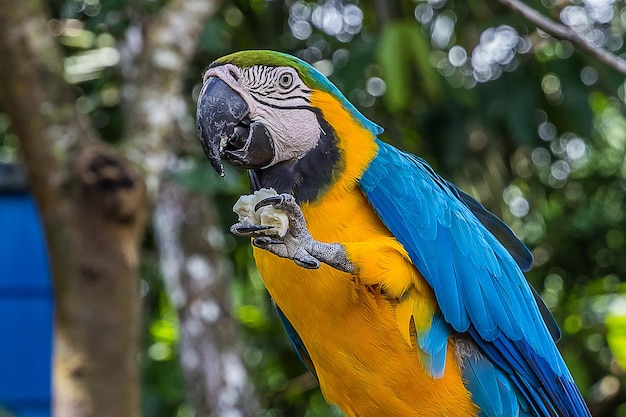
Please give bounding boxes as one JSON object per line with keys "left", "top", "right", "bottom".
{"left": 251, "top": 105, "right": 320, "bottom": 165}
{"left": 203, "top": 64, "right": 322, "bottom": 167}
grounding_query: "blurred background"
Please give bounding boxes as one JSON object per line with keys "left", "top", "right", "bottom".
{"left": 1, "top": 0, "right": 626, "bottom": 416}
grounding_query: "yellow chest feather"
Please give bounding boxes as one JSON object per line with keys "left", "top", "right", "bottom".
{"left": 253, "top": 186, "right": 475, "bottom": 416}
{"left": 252, "top": 90, "right": 476, "bottom": 416}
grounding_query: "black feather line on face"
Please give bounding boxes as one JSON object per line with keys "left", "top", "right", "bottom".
{"left": 248, "top": 109, "right": 343, "bottom": 204}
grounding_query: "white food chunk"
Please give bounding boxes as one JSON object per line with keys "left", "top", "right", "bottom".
{"left": 232, "top": 188, "right": 289, "bottom": 237}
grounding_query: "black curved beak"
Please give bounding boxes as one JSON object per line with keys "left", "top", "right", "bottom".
{"left": 196, "top": 76, "right": 275, "bottom": 177}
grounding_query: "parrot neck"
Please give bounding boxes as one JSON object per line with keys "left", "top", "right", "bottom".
{"left": 249, "top": 90, "right": 379, "bottom": 204}
{"left": 249, "top": 109, "right": 343, "bottom": 203}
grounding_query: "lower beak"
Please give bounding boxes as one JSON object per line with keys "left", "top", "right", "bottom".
{"left": 196, "top": 76, "right": 275, "bottom": 176}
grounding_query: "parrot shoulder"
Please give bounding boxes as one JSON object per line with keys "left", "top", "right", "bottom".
{"left": 344, "top": 237, "right": 431, "bottom": 300}
{"left": 344, "top": 238, "right": 451, "bottom": 378}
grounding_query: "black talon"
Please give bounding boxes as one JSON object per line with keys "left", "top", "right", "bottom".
{"left": 294, "top": 256, "right": 320, "bottom": 269}
{"left": 255, "top": 195, "right": 284, "bottom": 212}
{"left": 253, "top": 236, "right": 284, "bottom": 247}
{"left": 231, "top": 224, "right": 275, "bottom": 235}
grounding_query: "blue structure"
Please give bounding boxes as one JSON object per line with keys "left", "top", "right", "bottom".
{"left": 0, "top": 164, "right": 53, "bottom": 417}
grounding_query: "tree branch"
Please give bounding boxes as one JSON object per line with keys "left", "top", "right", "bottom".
{"left": 494, "top": 0, "right": 626, "bottom": 75}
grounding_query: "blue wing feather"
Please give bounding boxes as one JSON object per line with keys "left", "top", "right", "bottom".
{"left": 417, "top": 313, "right": 451, "bottom": 378}
{"left": 449, "top": 183, "right": 534, "bottom": 272}
{"left": 275, "top": 303, "right": 318, "bottom": 379}
{"left": 463, "top": 348, "right": 534, "bottom": 417}
{"left": 359, "top": 140, "right": 590, "bottom": 417}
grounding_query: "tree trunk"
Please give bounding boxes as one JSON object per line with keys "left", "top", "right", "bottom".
{"left": 0, "top": 2, "right": 146, "bottom": 416}
{"left": 115, "top": 0, "right": 259, "bottom": 413}
{"left": 155, "top": 181, "right": 259, "bottom": 416}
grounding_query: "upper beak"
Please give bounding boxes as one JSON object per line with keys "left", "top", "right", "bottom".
{"left": 196, "top": 76, "right": 275, "bottom": 177}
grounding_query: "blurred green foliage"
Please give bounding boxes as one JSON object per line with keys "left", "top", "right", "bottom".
{"left": 0, "top": 407, "right": 16, "bottom": 417}
{"left": 2, "top": 0, "right": 626, "bottom": 415}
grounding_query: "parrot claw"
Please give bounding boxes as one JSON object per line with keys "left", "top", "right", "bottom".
{"left": 294, "top": 255, "right": 321, "bottom": 270}
{"left": 253, "top": 236, "right": 285, "bottom": 247}
{"left": 253, "top": 236, "right": 321, "bottom": 269}
{"left": 231, "top": 223, "right": 275, "bottom": 236}
{"left": 237, "top": 193, "right": 354, "bottom": 273}
{"left": 254, "top": 195, "right": 285, "bottom": 212}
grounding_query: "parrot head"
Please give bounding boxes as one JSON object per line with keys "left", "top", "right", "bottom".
{"left": 196, "top": 50, "right": 382, "bottom": 199}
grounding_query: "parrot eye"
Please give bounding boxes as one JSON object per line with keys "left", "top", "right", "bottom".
{"left": 278, "top": 72, "right": 294, "bottom": 89}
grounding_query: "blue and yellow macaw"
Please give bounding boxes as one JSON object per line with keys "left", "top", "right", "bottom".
{"left": 196, "top": 50, "right": 591, "bottom": 417}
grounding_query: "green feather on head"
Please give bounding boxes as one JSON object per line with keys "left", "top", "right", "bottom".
{"left": 211, "top": 50, "right": 383, "bottom": 135}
